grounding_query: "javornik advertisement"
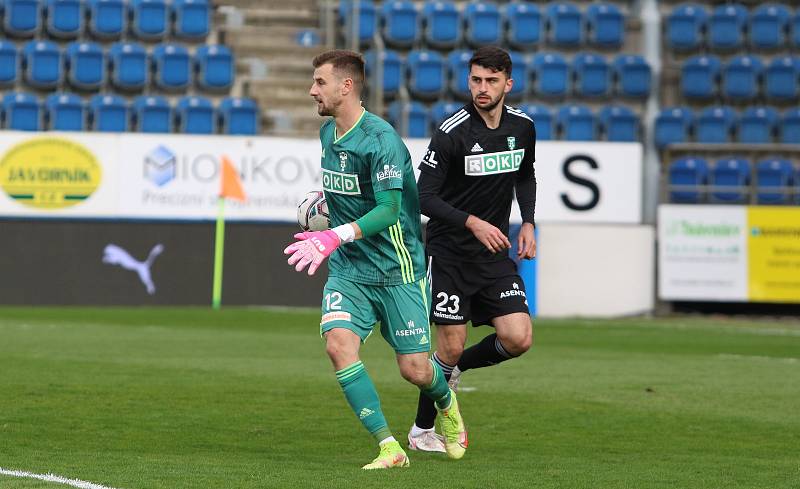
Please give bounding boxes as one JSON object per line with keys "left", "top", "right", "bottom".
{"left": 659, "top": 205, "right": 800, "bottom": 304}
{"left": 0, "top": 132, "right": 643, "bottom": 224}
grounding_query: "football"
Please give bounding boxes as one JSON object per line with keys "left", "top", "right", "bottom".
{"left": 297, "top": 190, "right": 330, "bottom": 231}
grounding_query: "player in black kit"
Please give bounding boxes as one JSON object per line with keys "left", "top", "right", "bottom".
{"left": 407, "top": 46, "right": 537, "bottom": 453}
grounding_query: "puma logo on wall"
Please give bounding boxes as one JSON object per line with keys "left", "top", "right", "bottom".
{"left": 102, "top": 244, "right": 164, "bottom": 295}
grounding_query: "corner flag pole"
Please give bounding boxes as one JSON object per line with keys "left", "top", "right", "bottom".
{"left": 212, "top": 196, "right": 226, "bottom": 310}
{"left": 212, "top": 156, "right": 246, "bottom": 310}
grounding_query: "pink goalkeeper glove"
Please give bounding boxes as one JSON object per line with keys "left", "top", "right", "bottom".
{"left": 283, "top": 230, "right": 341, "bottom": 276}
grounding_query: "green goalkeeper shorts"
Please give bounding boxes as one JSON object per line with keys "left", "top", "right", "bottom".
{"left": 320, "top": 276, "right": 432, "bottom": 354}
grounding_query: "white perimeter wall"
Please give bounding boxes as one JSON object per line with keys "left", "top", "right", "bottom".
{"left": 536, "top": 223, "right": 655, "bottom": 317}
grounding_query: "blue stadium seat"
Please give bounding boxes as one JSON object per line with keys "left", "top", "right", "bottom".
{"left": 90, "top": 94, "right": 129, "bottom": 131}
{"left": 45, "top": 92, "right": 85, "bottom": 131}
{"left": 109, "top": 42, "right": 147, "bottom": 91}
{"left": 532, "top": 52, "right": 569, "bottom": 97}
{"left": 388, "top": 100, "right": 428, "bottom": 138}
{"left": 129, "top": 0, "right": 168, "bottom": 40}
{"left": 172, "top": 0, "right": 210, "bottom": 39}
{"left": 380, "top": 0, "right": 418, "bottom": 48}
{"left": 793, "top": 11, "right": 800, "bottom": 48}
{"left": 669, "top": 157, "right": 708, "bottom": 203}
{"left": 749, "top": 4, "right": 790, "bottom": 50}
{"left": 339, "top": 0, "right": 377, "bottom": 45}
{"left": 505, "top": 2, "right": 541, "bottom": 50}
{"left": 764, "top": 56, "right": 799, "bottom": 101}
{"left": 133, "top": 95, "right": 172, "bottom": 133}
{"left": 422, "top": 0, "right": 460, "bottom": 49}
{"left": 0, "top": 41, "right": 18, "bottom": 87}
{"left": 45, "top": 0, "right": 83, "bottom": 39}
{"left": 447, "top": 50, "right": 472, "bottom": 99}
{"left": 218, "top": 97, "right": 259, "bottom": 135}
{"left": 3, "top": 0, "right": 40, "bottom": 38}
{"left": 780, "top": 108, "right": 800, "bottom": 144}
{"left": 546, "top": 2, "right": 582, "bottom": 47}
{"left": 710, "top": 158, "right": 750, "bottom": 204}
{"left": 573, "top": 52, "right": 610, "bottom": 98}
{"left": 464, "top": 1, "right": 502, "bottom": 48}
{"left": 666, "top": 4, "right": 708, "bottom": 51}
{"left": 756, "top": 158, "right": 793, "bottom": 204}
{"left": 406, "top": 49, "right": 445, "bottom": 100}
{"left": 88, "top": 0, "right": 125, "bottom": 39}
{"left": 195, "top": 45, "right": 233, "bottom": 91}
{"left": 22, "top": 40, "right": 61, "bottom": 89}
{"left": 65, "top": 42, "right": 104, "bottom": 91}
{"left": 175, "top": 95, "right": 214, "bottom": 134}
{"left": 519, "top": 104, "right": 553, "bottom": 140}
{"left": 681, "top": 55, "right": 720, "bottom": 100}
{"left": 2, "top": 92, "right": 41, "bottom": 130}
{"left": 614, "top": 55, "right": 651, "bottom": 98}
{"left": 709, "top": 4, "right": 747, "bottom": 51}
{"left": 364, "top": 49, "right": 402, "bottom": 98}
{"left": 739, "top": 106, "right": 777, "bottom": 144}
{"left": 586, "top": 3, "right": 624, "bottom": 48}
{"left": 507, "top": 51, "right": 528, "bottom": 100}
{"left": 429, "top": 100, "right": 461, "bottom": 133}
{"left": 557, "top": 104, "right": 595, "bottom": 141}
{"left": 695, "top": 106, "right": 736, "bottom": 144}
{"left": 655, "top": 107, "right": 693, "bottom": 149}
{"left": 152, "top": 43, "right": 191, "bottom": 91}
{"left": 599, "top": 105, "right": 638, "bottom": 142}
{"left": 722, "top": 55, "right": 763, "bottom": 101}
{"left": 796, "top": 169, "right": 800, "bottom": 205}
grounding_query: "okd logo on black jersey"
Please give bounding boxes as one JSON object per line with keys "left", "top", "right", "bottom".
{"left": 464, "top": 149, "right": 525, "bottom": 176}
{"left": 322, "top": 168, "right": 361, "bottom": 195}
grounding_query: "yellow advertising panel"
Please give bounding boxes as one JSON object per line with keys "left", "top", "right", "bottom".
{"left": 747, "top": 207, "right": 800, "bottom": 303}
{"left": 0, "top": 137, "right": 101, "bottom": 209}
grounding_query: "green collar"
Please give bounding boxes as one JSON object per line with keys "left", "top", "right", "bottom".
{"left": 334, "top": 109, "right": 367, "bottom": 144}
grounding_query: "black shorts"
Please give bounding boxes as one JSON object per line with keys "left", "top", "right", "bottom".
{"left": 428, "top": 255, "right": 530, "bottom": 327}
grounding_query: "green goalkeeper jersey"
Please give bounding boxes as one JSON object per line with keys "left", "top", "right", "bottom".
{"left": 319, "top": 109, "right": 425, "bottom": 286}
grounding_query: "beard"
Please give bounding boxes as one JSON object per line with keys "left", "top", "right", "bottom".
{"left": 473, "top": 93, "right": 503, "bottom": 112}
{"left": 316, "top": 102, "right": 333, "bottom": 116}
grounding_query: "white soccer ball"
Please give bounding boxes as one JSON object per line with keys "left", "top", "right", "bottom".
{"left": 297, "top": 190, "right": 330, "bottom": 231}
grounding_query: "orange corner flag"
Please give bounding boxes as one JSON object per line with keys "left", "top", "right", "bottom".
{"left": 220, "top": 156, "right": 246, "bottom": 202}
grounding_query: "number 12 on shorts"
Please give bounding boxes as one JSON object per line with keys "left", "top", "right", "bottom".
{"left": 325, "top": 292, "right": 343, "bottom": 311}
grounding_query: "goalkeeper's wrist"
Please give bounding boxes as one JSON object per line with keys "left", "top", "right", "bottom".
{"left": 331, "top": 224, "right": 355, "bottom": 244}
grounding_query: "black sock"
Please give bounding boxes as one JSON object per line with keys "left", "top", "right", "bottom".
{"left": 457, "top": 333, "right": 514, "bottom": 372}
{"left": 414, "top": 352, "right": 453, "bottom": 430}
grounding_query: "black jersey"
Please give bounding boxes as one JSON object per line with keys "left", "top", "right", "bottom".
{"left": 417, "top": 103, "right": 537, "bottom": 262}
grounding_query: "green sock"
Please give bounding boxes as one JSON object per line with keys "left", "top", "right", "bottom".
{"left": 420, "top": 359, "right": 452, "bottom": 410}
{"left": 335, "top": 361, "right": 392, "bottom": 443}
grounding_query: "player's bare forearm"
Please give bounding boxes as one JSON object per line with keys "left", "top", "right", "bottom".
{"left": 466, "top": 215, "right": 511, "bottom": 253}
{"left": 517, "top": 222, "right": 536, "bottom": 259}
{"left": 350, "top": 222, "right": 363, "bottom": 240}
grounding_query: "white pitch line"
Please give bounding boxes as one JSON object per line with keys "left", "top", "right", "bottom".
{"left": 0, "top": 467, "right": 123, "bottom": 489}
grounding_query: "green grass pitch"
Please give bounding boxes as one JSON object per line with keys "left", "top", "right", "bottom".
{"left": 0, "top": 307, "right": 798, "bottom": 489}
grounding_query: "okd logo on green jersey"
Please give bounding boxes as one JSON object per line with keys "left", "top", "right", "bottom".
{"left": 464, "top": 149, "right": 525, "bottom": 176}
{"left": 322, "top": 168, "right": 361, "bottom": 195}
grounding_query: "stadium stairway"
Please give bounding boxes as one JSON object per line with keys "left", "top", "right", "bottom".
{"left": 219, "top": 0, "right": 326, "bottom": 136}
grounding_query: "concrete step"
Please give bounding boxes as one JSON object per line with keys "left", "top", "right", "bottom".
{"left": 264, "top": 107, "right": 321, "bottom": 137}
{"left": 242, "top": 8, "right": 319, "bottom": 28}
{"left": 223, "top": 27, "right": 326, "bottom": 58}
{"left": 217, "top": 0, "right": 318, "bottom": 10}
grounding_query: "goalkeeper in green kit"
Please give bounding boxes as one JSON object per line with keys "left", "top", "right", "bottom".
{"left": 284, "top": 49, "right": 467, "bottom": 469}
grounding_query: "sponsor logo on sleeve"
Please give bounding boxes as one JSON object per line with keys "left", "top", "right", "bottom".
{"left": 376, "top": 164, "right": 402, "bottom": 181}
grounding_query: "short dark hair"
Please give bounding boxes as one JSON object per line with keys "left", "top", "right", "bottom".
{"left": 312, "top": 50, "right": 365, "bottom": 92}
{"left": 468, "top": 46, "right": 512, "bottom": 77}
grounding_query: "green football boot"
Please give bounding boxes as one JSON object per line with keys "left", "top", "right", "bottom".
{"left": 361, "top": 440, "right": 410, "bottom": 470}
{"left": 437, "top": 389, "right": 468, "bottom": 460}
